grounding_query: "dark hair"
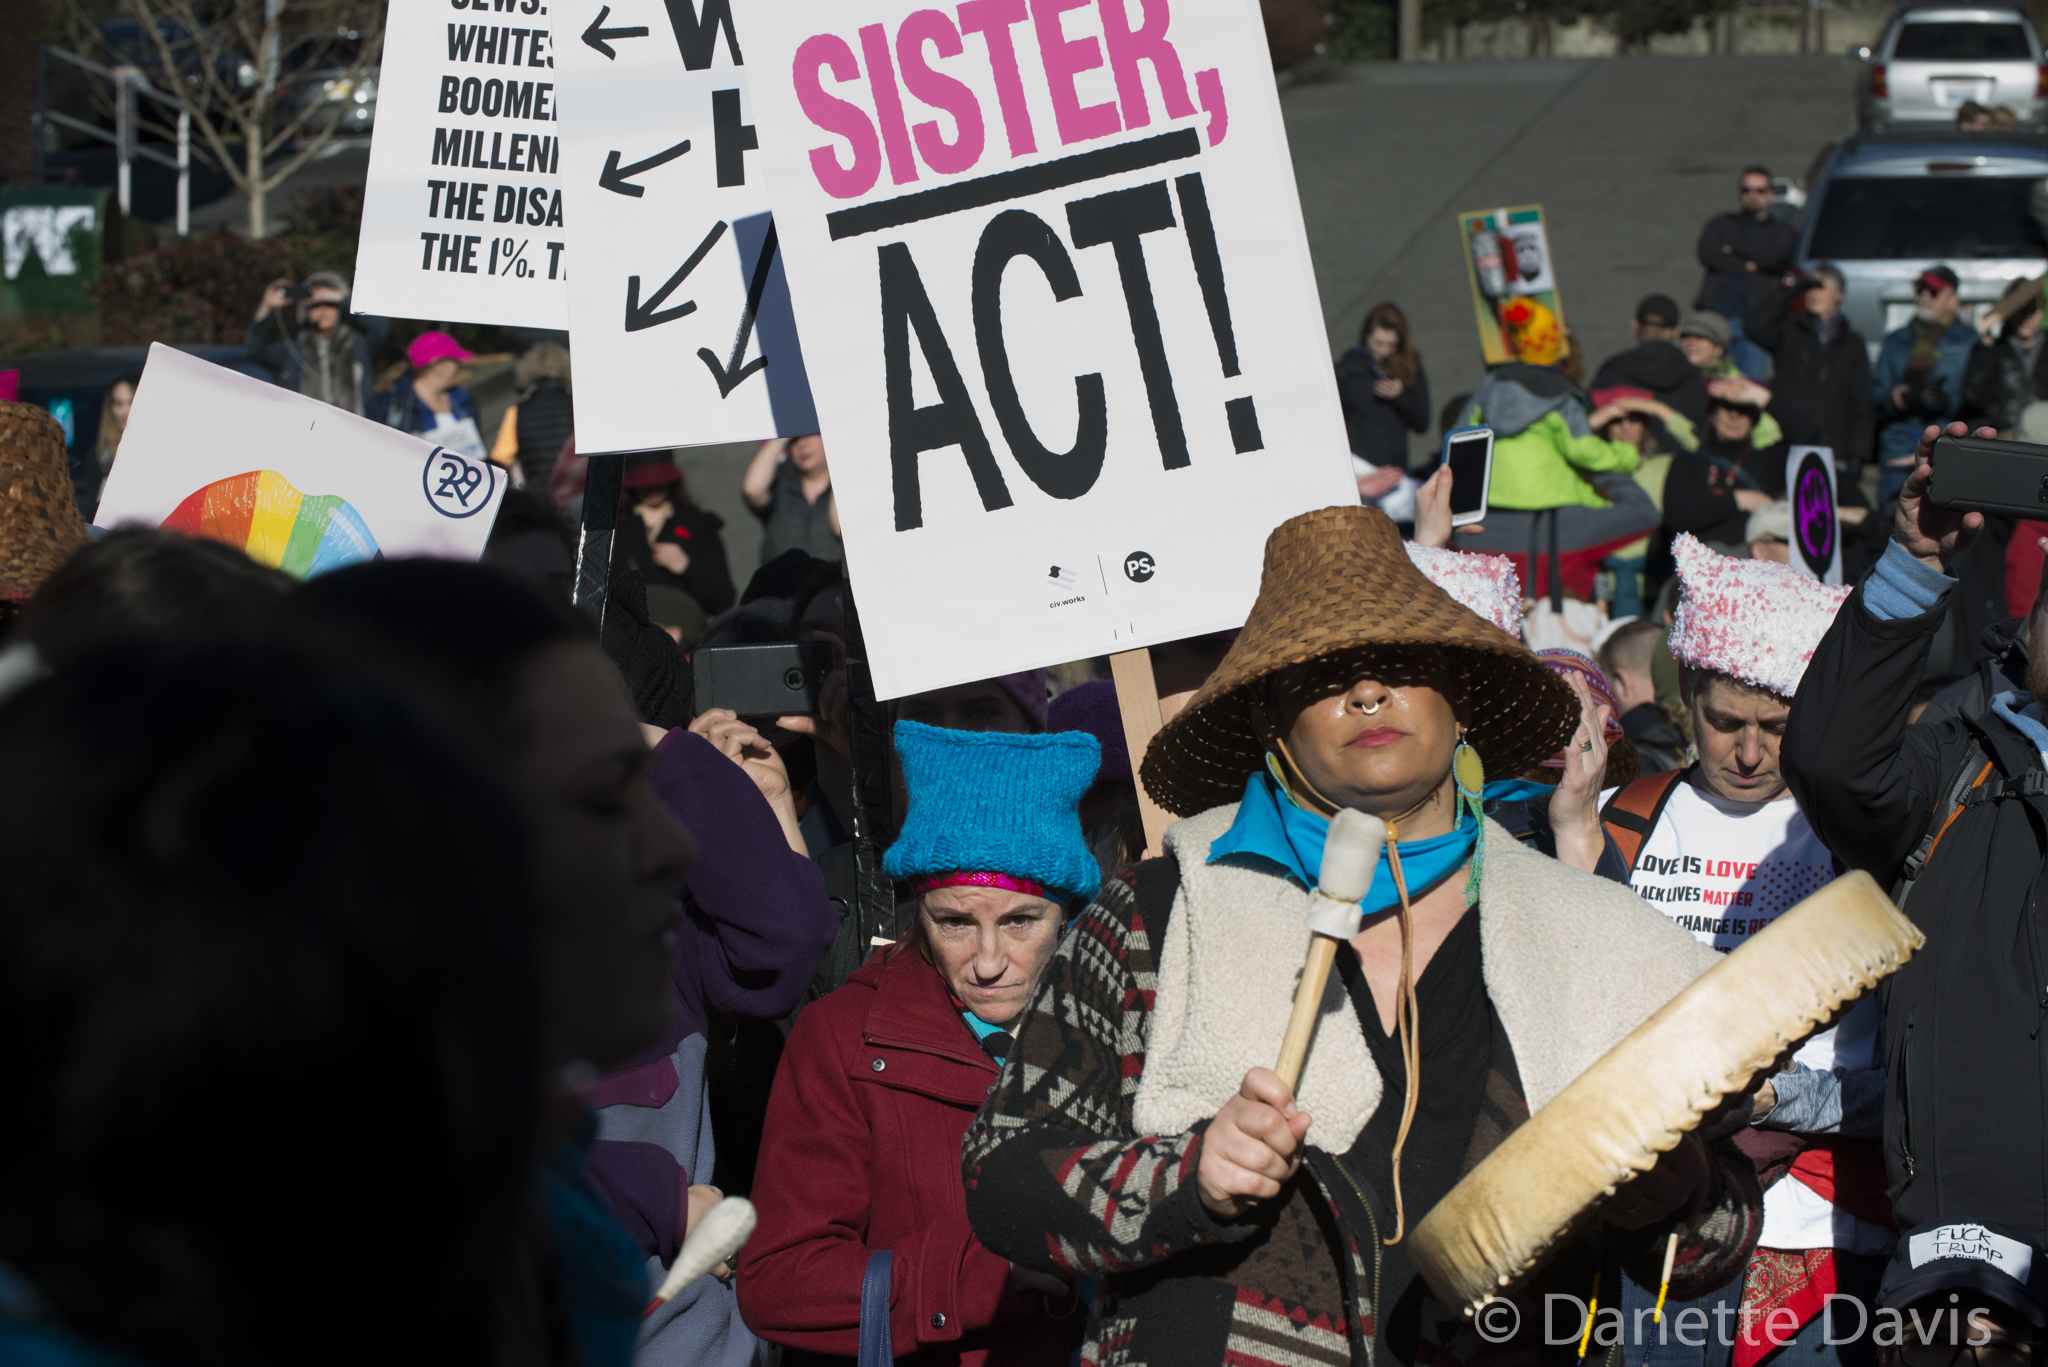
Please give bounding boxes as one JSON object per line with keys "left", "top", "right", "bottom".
{"left": 281, "top": 559, "right": 595, "bottom": 745}
{"left": 0, "top": 638, "right": 537, "bottom": 1367}
{"left": 1358, "top": 302, "right": 1421, "bottom": 387}
{"left": 18, "top": 528, "right": 293, "bottom": 669}
{"left": 1740, "top": 165, "right": 1773, "bottom": 183}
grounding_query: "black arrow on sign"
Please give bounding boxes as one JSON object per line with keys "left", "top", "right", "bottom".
{"left": 698, "top": 220, "right": 778, "bottom": 396}
{"left": 582, "top": 5, "right": 649, "bottom": 59}
{"left": 624, "top": 219, "right": 727, "bottom": 333}
{"left": 598, "top": 138, "right": 691, "bottom": 197}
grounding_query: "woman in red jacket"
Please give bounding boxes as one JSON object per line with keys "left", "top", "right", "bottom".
{"left": 737, "top": 721, "right": 1102, "bottom": 1366}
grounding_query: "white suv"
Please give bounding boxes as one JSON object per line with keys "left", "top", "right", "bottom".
{"left": 1859, "top": 3, "right": 2046, "bottom": 128}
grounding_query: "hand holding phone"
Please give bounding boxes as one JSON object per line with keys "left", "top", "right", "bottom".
{"left": 1900, "top": 422, "right": 1994, "bottom": 573}
{"left": 692, "top": 641, "right": 830, "bottom": 719}
{"left": 1441, "top": 426, "right": 1495, "bottom": 528}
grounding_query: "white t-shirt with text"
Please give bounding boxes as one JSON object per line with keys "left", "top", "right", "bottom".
{"left": 1599, "top": 779, "right": 1890, "bottom": 1254}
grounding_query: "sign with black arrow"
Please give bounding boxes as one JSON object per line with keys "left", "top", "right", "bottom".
{"left": 599, "top": 138, "right": 692, "bottom": 197}
{"left": 580, "top": 6, "right": 649, "bottom": 59}
{"left": 554, "top": 0, "right": 816, "bottom": 452}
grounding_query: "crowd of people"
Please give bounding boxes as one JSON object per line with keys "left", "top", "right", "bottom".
{"left": 6, "top": 153, "right": 2048, "bottom": 1367}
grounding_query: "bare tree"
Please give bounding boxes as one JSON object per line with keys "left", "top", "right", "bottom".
{"left": 70, "top": 0, "right": 383, "bottom": 237}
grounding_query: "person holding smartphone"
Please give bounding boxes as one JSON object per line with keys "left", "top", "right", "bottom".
{"left": 244, "top": 271, "right": 388, "bottom": 416}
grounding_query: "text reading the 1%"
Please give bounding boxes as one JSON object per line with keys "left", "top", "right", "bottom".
{"left": 488, "top": 238, "right": 533, "bottom": 278}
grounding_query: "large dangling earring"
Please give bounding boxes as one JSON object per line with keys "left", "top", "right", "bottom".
{"left": 1453, "top": 736, "right": 1486, "bottom": 904}
{"left": 1453, "top": 739, "right": 1486, "bottom": 807}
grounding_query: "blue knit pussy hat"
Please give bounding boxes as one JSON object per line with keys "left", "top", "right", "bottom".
{"left": 883, "top": 721, "right": 1103, "bottom": 903}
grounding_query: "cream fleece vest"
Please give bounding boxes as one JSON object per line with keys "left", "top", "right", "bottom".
{"left": 1131, "top": 807, "right": 1721, "bottom": 1151}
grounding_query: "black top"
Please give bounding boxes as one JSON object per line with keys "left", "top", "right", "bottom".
{"left": 1661, "top": 432, "right": 1787, "bottom": 547}
{"left": 1335, "top": 347, "right": 1433, "bottom": 468}
{"left": 1339, "top": 909, "right": 1527, "bottom": 1365}
{"left": 1694, "top": 210, "right": 1798, "bottom": 318}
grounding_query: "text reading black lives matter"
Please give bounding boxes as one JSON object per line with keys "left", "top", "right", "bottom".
{"left": 419, "top": 0, "right": 568, "bottom": 283}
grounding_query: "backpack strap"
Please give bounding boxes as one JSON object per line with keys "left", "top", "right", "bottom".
{"left": 1598, "top": 766, "right": 1691, "bottom": 873}
{"left": 1896, "top": 739, "right": 1992, "bottom": 910}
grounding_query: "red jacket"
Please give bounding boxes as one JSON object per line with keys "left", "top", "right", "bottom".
{"left": 736, "top": 945, "right": 1073, "bottom": 1366}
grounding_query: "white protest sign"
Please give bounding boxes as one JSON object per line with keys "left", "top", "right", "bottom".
{"left": 552, "top": 0, "right": 818, "bottom": 451}
{"left": 1785, "top": 445, "right": 1842, "bottom": 585}
{"left": 353, "top": 0, "right": 569, "bottom": 328}
{"left": 737, "top": 0, "right": 1353, "bottom": 698}
{"left": 98, "top": 345, "right": 505, "bottom": 571}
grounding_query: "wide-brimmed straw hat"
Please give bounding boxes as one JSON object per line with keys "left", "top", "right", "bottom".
{"left": 1139, "top": 506, "right": 1577, "bottom": 817}
{"left": 0, "top": 401, "right": 89, "bottom": 603}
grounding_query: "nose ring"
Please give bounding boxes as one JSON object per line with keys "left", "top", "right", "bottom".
{"left": 1359, "top": 697, "right": 1382, "bottom": 715}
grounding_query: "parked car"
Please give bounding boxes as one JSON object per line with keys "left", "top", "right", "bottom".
{"left": 1796, "top": 127, "right": 2048, "bottom": 361}
{"left": 277, "top": 36, "right": 378, "bottom": 139}
{"left": 1858, "top": 1, "right": 2047, "bottom": 129}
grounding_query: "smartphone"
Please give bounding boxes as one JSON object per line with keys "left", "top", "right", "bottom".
{"left": 1441, "top": 425, "right": 1495, "bottom": 527}
{"left": 692, "top": 642, "right": 830, "bottom": 719}
{"left": 282, "top": 284, "right": 313, "bottom": 300}
{"left": 1926, "top": 434, "right": 2048, "bottom": 518}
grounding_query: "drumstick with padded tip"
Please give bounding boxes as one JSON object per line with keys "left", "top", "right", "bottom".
{"left": 1274, "top": 810, "right": 1387, "bottom": 1090}
{"left": 644, "top": 1196, "right": 757, "bottom": 1317}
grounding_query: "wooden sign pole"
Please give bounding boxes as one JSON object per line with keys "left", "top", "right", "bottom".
{"left": 1109, "top": 647, "right": 1175, "bottom": 857}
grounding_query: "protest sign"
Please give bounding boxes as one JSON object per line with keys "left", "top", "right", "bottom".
{"left": 352, "top": 0, "right": 569, "bottom": 328}
{"left": 97, "top": 345, "right": 505, "bottom": 572}
{"left": 736, "top": 0, "right": 1354, "bottom": 698}
{"left": 1458, "top": 206, "right": 1567, "bottom": 367}
{"left": 1786, "top": 445, "right": 1842, "bottom": 585}
{"left": 551, "top": 0, "right": 818, "bottom": 452}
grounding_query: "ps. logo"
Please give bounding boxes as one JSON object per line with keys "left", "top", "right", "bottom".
{"left": 422, "top": 447, "right": 498, "bottom": 519}
{"left": 1124, "top": 552, "right": 1155, "bottom": 583}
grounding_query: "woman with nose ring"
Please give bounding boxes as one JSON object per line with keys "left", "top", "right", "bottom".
{"left": 963, "top": 506, "right": 1764, "bottom": 1367}
{"left": 738, "top": 723, "right": 1099, "bottom": 1366}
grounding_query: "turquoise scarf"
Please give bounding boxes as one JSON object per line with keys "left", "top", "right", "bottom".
{"left": 1207, "top": 770, "right": 1553, "bottom": 915}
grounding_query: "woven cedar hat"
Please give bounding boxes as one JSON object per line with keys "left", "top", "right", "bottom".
{"left": 0, "top": 402, "right": 89, "bottom": 603}
{"left": 1139, "top": 506, "right": 1578, "bottom": 817}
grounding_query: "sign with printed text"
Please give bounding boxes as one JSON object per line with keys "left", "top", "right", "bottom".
{"left": 353, "top": 0, "right": 570, "bottom": 328}
{"left": 97, "top": 345, "right": 505, "bottom": 571}
{"left": 737, "top": 0, "right": 1354, "bottom": 697}
{"left": 1786, "top": 445, "right": 1842, "bottom": 585}
{"left": 552, "top": 0, "right": 818, "bottom": 452}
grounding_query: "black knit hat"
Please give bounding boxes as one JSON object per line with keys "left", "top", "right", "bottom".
{"left": 1635, "top": 294, "right": 1680, "bottom": 328}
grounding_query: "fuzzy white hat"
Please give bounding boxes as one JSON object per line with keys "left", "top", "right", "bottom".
{"left": 1667, "top": 533, "right": 1851, "bottom": 698}
{"left": 1404, "top": 542, "right": 1524, "bottom": 640}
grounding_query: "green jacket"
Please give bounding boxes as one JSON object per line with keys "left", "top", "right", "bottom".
{"left": 1469, "top": 407, "right": 1641, "bottom": 511}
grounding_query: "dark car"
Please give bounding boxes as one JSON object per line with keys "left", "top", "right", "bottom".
{"left": 0, "top": 346, "right": 276, "bottom": 517}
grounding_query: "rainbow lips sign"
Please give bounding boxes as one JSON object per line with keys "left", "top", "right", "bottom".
{"left": 162, "top": 470, "right": 381, "bottom": 577}
{"left": 95, "top": 345, "right": 506, "bottom": 574}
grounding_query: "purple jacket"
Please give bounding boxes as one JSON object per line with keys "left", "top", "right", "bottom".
{"left": 584, "top": 730, "right": 838, "bottom": 1367}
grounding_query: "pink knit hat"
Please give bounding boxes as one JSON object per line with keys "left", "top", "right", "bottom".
{"left": 407, "top": 331, "right": 476, "bottom": 369}
{"left": 1403, "top": 543, "right": 1524, "bottom": 639}
{"left": 1666, "top": 534, "right": 1851, "bottom": 699}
